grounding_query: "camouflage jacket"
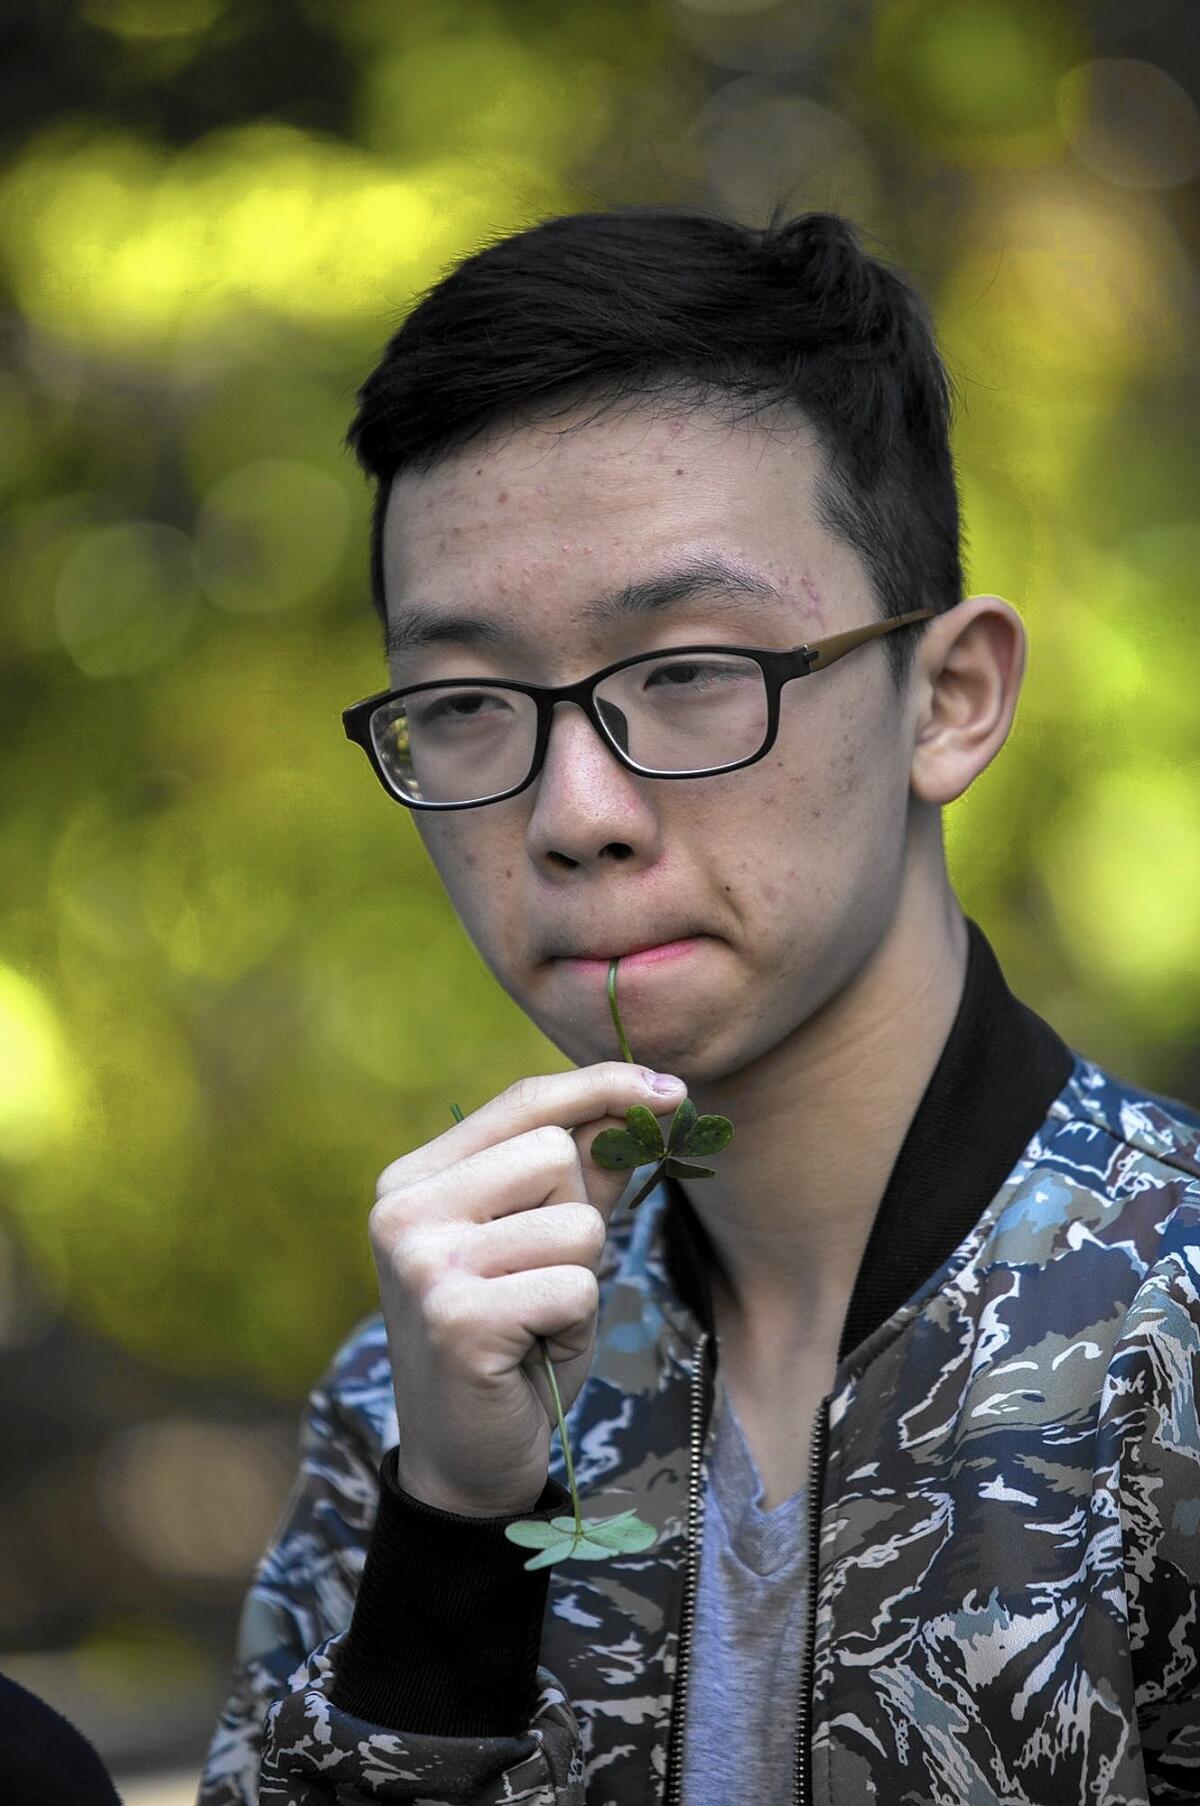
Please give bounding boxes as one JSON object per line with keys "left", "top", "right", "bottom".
{"left": 201, "top": 919, "right": 1200, "bottom": 1805}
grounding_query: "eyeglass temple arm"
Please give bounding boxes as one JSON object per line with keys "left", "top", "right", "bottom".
{"left": 803, "top": 608, "right": 936, "bottom": 671}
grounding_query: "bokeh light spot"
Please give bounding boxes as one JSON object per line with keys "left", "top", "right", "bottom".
{"left": 195, "top": 458, "right": 350, "bottom": 615}
{"left": 80, "top": 0, "right": 226, "bottom": 37}
{"left": 700, "top": 82, "right": 879, "bottom": 228}
{"left": 357, "top": 34, "right": 608, "bottom": 166}
{"left": 939, "top": 175, "right": 1190, "bottom": 395}
{"left": 48, "top": 795, "right": 158, "bottom": 961}
{"left": 301, "top": 896, "right": 471, "bottom": 1090}
{"left": 874, "top": 0, "right": 1082, "bottom": 163}
{"left": 98, "top": 1418, "right": 291, "bottom": 1579}
{"left": 1040, "top": 766, "right": 1200, "bottom": 1034}
{"left": 0, "top": 965, "right": 75, "bottom": 1163}
{"left": 53, "top": 520, "right": 200, "bottom": 677}
{"left": 1057, "top": 59, "right": 1200, "bottom": 190}
{"left": 139, "top": 779, "right": 299, "bottom": 980}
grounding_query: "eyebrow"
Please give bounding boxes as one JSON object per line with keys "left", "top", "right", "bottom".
{"left": 384, "top": 555, "right": 785, "bottom": 658}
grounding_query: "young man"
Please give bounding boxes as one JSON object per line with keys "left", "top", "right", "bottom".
{"left": 201, "top": 209, "right": 1200, "bottom": 1806}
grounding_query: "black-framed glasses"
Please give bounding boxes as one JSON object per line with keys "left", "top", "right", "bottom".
{"left": 341, "top": 608, "right": 935, "bottom": 811}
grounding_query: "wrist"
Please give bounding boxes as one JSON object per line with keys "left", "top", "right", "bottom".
{"left": 393, "top": 1457, "right": 544, "bottom": 1520}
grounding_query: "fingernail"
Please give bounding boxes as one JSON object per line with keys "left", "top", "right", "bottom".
{"left": 644, "top": 1071, "right": 685, "bottom": 1094}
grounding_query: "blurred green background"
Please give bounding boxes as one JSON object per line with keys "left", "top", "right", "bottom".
{"left": 2, "top": 0, "right": 1199, "bottom": 1785}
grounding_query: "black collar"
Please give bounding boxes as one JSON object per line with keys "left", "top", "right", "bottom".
{"left": 662, "top": 915, "right": 1077, "bottom": 1364}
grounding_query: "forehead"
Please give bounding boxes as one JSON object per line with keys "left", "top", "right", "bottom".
{"left": 382, "top": 401, "right": 835, "bottom": 596}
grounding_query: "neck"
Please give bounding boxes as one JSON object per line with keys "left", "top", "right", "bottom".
{"left": 676, "top": 873, "right": 970, "bottom": 1366}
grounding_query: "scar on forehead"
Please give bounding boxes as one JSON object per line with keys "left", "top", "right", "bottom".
{"left": 799, "top": 576, "right": 822, "bottom": 618}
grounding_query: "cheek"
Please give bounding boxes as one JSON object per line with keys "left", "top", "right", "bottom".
{"left": 417, "top": 825, "right": 518, "bottom": 940}
{"left": 736, "top": 739, "right": 875, "bottom": 909}
{"left": 414, "top": 822, "right": 484, "bottom": 912}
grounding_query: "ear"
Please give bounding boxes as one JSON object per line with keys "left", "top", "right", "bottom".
{"left": 908, "top": 596, "right": 1026, "bottom": 807}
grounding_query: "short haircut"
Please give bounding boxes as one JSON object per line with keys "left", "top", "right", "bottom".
{"left": 347, "top": 206, "right": 963, "bottom": 695}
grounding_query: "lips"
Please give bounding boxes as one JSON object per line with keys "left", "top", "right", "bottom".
{"left": 549, "top": 931, "right": 704, "bottom": 960}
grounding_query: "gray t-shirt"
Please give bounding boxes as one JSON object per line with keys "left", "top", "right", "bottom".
{"left": 679, "top": 1370, "right": 810, "bottom": 1806}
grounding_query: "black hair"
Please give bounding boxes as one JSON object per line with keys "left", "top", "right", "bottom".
{"left": 346, "top": 205, "right": 963, "bottom": 695}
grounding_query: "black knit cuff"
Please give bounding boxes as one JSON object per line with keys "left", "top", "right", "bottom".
{"left": 328, "top": 1447, "right": 573, "bottom": 1735}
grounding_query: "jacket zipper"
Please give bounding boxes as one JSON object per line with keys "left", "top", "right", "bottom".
{"left": 793, "top": 1393, "right": 830, "bottom": 1806}
{"left": 662, "top": 1328, "right": 710, "bottom": 1806}
{"left": 661, "top": 1327, "right": 831, "bottom": 1806}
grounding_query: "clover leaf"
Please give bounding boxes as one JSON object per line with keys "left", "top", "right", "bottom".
{"left": 673, "top": 1110, "right": 734, "bottom": 1159}
{"left": 504, "top": 1508, "right": 658, "bottom": 1570}
{"left": 665, "top": 1095, "right": 697, "bottom": 1147}
{"left": 588, "top": 1128, "right": 644, "bottom": 1171}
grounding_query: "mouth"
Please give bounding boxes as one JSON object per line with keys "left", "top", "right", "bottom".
{"left": 554, "top": 936, "right": 708, "bottom": 973}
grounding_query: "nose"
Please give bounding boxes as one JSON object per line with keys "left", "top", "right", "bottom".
{"left": 524, "top": 696, "right": 658, "bottom": 865}
{"left": 536, "top": 696, "right": 631, "bottom": 787}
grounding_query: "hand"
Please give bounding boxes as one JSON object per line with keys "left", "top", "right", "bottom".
{"left": 370, "top": 1064, "right": 686, "bottom": 1517}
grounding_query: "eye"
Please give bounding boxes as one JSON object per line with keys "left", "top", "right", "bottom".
{"left": 642, "top": 658, "right": 754, "bottom": 691}
{"left": 411, "top": 688, "right": 515, "bottom": 729}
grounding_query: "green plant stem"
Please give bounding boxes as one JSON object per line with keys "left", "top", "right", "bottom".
{"left": 536, "top": 1328, "right": 582, "bottom": 1537}
{"left": 608, "top": 959, "right": 634, "bottom": 1064}
{"left": 450, "top": 1101, "right": 583, "bottom": 1536}
{"left": 624, "top": 1159, "right": 668, "bottom": 1212}
{"left": 609, "top": 957, "right": 663, "bottom": 1209}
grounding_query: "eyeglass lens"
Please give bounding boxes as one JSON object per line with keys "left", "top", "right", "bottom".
{"left": 369, "top": 651, "right": 771, "bottom": 805}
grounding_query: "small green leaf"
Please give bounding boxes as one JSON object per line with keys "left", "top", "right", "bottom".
{"left": 569, "top": 1536, "right": 619, "bottom": 1561}
{"left": 503, "top": 1519, "right": 563, "bottom": 1548}
{"left": 577, "top": 1512, "right": 657, "bottom": 1553}
{"left": 621, "top": 1105, "right": 667, "bottom": 1160}
{"left": 520, "top": 1536, "right": 580, "bottom": 1570}
{"left": 665, "top": 1097, "right": 697, "bottom": 1152}
{"left": 589, "top": 1128, "right": 642, "bottom": 1171}
{"left": 677, "top": 1114, "right": 734, "bottom": 1157}
{"left": 664, "top": 1157, "right": 717, "bottom": 1179}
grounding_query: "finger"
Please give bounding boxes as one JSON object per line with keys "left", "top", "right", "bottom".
{"left": 378, "top": 1063, "right": 684, "bottom": 1194}
{"left": 380, "top": 1123, "right": 619, "bottom": 1230}
{"left": 424, "top": 1201, "right": 608, "bottom": 1284}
